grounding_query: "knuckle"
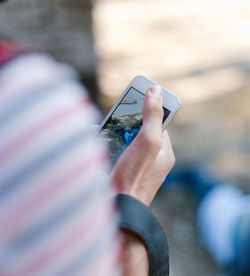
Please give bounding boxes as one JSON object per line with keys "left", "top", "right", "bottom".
{"left": 171, "top": 154, "right": 176, "bottom": 167}
{"left": 140, "top": 132, "right": 161, "bottom": 153}
{"left": 169, "top": 151, "right": 176, "bottom": 169}
{"left": 164, "top": 151, "right": 175, "bottom": 173}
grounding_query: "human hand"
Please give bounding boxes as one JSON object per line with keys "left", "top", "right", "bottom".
{"left": 111, "top": 86, "right": 175, "bottom": 206}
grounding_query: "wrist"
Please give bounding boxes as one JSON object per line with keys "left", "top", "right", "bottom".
{"left": 116, "top": 194, "right": 169, "bottom": 276}
{"left": 120, "top": 191, "right": 152, "bottom": 207}
{"left": 121, "top": 229, "right": 149, "bottom": 275}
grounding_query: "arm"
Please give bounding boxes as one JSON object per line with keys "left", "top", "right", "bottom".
{"left": 121, "top": 230, "right": 149, "bottom": 276}
{"left": 111, "top": 86, "right": 175, "bottom": 275}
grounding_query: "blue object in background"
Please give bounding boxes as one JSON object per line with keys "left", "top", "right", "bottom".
{"left": 161, "top": 163, "right": 250, "bottom": 276}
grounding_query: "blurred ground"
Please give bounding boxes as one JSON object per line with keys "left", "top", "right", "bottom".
{"left": 93, "top": 0, "right": 250, "bottom": 275}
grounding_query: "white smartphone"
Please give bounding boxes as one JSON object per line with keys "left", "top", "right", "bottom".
{"left": 98, "top": 75, "right": 181, "bottom": 168}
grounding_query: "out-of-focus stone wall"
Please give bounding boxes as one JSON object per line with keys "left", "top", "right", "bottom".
{"left": 0, "top": 0, "right": 98, "bottom": 98}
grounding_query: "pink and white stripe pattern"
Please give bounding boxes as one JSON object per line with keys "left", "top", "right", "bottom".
{"left": 0, "top": 52, "right": 121, "bottom": 276}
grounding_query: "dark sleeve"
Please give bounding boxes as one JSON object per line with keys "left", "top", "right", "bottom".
{"left": 116, "top": 194, "right": 169, "bottom": 276}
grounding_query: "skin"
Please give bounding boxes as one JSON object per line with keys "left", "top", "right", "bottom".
{"left": 111, "top": 85, "right": 176, "bottom": 275}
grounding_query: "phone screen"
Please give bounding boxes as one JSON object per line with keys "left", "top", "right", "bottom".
{"left": 100, "top": 87, "right": 170, "bottom": 168}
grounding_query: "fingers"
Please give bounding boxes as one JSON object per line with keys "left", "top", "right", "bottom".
{"left": 136, "top": 86, "right": 164, "bottom": 154}
{"left": 161, "top": 130, "right": 176, "bottom": 169}
{"left": 142, "top": 86, "right": 163, "bottom": 134}
{"left": 161, "top": 130, "right": 172, "bottom": 151}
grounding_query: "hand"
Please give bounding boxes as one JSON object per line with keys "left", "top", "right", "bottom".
{"left": 111, "top": 86, "right": 175, "bottom": 206}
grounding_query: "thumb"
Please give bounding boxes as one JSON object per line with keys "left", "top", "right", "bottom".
{"left": 142, "top": 85, "right": 163, "bottom": 135}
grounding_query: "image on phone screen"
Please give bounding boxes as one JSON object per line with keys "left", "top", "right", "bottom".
{"left": 100, "top": 87, "right": 171, "bottom": 169}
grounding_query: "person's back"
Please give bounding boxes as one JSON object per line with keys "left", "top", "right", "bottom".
{"left": 0, "top": 41, "right": 121, "bottom": 276}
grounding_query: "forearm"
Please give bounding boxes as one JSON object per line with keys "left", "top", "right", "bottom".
{"left": 121, "top": 230, "right": 149, "bottom": 276}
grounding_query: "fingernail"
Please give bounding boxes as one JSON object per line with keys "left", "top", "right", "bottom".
{"left": 149, "top": 85, "right": 162, "bottom": 98}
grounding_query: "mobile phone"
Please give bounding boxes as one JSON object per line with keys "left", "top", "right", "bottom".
{"left": 98, "top": 75, "right": 181, "bottom": 169}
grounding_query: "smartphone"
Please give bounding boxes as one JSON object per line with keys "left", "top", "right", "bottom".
{"left": 98, "top": 75, "right": 181, "bottom": 169}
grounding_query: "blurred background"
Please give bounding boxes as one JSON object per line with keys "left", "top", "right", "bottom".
{"left": 0, "top": 0, "right": 250, "bottom": 275}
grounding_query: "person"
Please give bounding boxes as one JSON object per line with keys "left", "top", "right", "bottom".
{"left": 0, "top": 36, "right": 174, "bottom": 276}
{"left": 164, "top": 164, "right": 250, "bottom": 276}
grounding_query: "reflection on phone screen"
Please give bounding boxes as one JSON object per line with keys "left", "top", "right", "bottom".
{"left": 100, "top": 87, "right": 170, "bottom": 169}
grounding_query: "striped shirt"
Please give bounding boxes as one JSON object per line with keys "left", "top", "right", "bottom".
{"left": 0, "top": 43, "right": 121, "bottom": 276}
